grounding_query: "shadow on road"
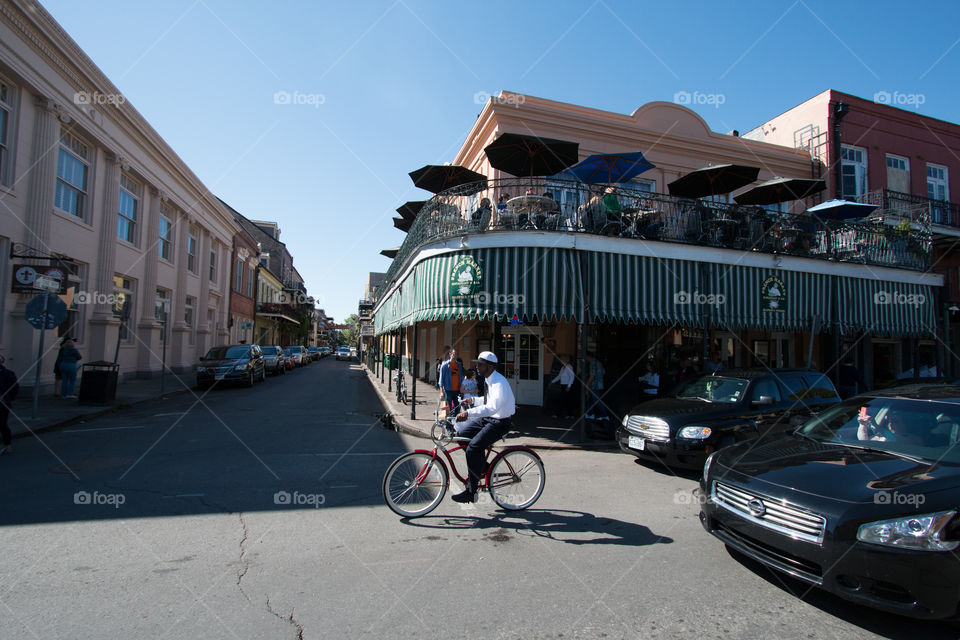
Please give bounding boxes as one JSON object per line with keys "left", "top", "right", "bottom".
{"left": 398, "top": 508, "right": 675, "bottom": 547}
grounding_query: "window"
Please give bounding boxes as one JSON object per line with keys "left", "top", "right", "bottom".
{"left": 112, "top": 275, "right": 135, "bottom": 341}
{"left": 55, "top": 131, "right": 89, "bottom": 218}
{"left": 0, "top": 81, "right": 13, "bottom": 186}
{"left": 841, "top": 145, "right": 867, "bottom": 198}
{"left": 187, "top": 231, "right": 198, "bottom": 273}
{"left": 209, "top": 248, "right": 217, "bottom": 282}
{"left": 927, "top": 164, "right": 949, "bottom": 224}
{"left": 117, "top": 174, "right": 140, "bottom": 244}
{"left": 780, "top": 375, "right": 808, "bottom": 402}
{"left": 886, "top": 155, "right": 908, "bottom": 171}
{"left": 235, "top": 257, "right": 243, "bottom": 292}
{"left": 155, "top": 289, "right": 170, "bottom": 341}
{"left": 886, "top": 154, "right": 910, "bottom": 194}
{"left": 59, "top": 263, "right": 85, "bottom": 342}
{"left": 185, "top": 296, "right": 195, "bottom": 345}
{"left": 751, "top": 379, "right": 782, "bottom": 404}
{"left": 158, "top": 214, "right": 173, "bottom": 261}
{"left": 247, "top": 265, "right": 254, "bottom": 297}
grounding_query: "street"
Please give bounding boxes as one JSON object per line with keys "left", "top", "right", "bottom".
{"left": 0, "top": 358, "right": 956, "bottom": 639}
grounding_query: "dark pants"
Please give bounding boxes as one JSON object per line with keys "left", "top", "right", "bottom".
{"left": 587, "top": 387, "right": 608, "bottom": 420}
{"left": 456, "top": 417, "right": 511, "bottom": 493}
{"left": 0, "top": 409, "right": 10, "bottom": 447}
{"left": 556, "top": 386, "right": 576, "bottom": 416}
{"left": 443, "top": 389, "right": 460, "bottom": 415}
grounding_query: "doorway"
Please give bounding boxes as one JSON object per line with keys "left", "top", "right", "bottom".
{"left": 497, "top": 327, "right": 543, "bottom": 406}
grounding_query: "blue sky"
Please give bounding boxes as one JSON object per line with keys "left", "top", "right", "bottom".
{"left": 42, "top": 0, "right": 960, "bottom": 322}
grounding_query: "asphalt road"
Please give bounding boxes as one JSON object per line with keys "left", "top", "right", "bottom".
{"left": 0, "top": 357, "right": 957, "bottom": 639}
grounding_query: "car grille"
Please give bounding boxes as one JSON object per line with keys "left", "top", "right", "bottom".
{"left": 624, "top": 416, "right": 670, "bottom": 440}
{"left": 712, "top": 481, "right": 826, "bottom": 545}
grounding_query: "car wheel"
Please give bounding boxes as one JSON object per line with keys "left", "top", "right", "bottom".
{"left": 245, "top": 371, "right": 254, "bottom": 388}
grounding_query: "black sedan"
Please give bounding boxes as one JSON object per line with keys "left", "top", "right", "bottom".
{"left": 699, "top": 385, "right": 960, "bottom": 619}
{"left": 196, "top": 344, "right": 265, "bottom": 388}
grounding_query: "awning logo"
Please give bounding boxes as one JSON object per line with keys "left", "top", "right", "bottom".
{"left": 762, "top": 276, "right": 787, "bottom": 313}
{"left": 450, "top": 255, "right": 483, "bottom": 301}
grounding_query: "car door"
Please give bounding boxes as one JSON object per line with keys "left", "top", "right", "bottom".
{"left": 778, "top": 373, "right": 814, "bottom": 427}
{"left": 747, "top": 377, "right": 787, "bottom": 435}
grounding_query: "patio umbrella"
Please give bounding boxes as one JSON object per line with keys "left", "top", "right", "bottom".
{"left": 392, "top": 217, "right": 412, "bottom": 232}
{"left": 667, "top": 164, "right": 760, "bottom": 198}
{"left": 396, "top": 201, "right": 426, "bottom": 221}
{"left": 565, "top": 151, "right": 655, "bottom": 184}
{"left": 408, "top": 165, "right": 487, "bottom": 194}
{"left": 734, "top": 177, "right": 827, "bottom": 205}
{"left": 483, "top": 132, "right": 579, "bottom": 177}
{"left": 805, "top": 199, "right": 879, "bottom": 221}
{"left": 380, "top": 248, "right": 399, "bottom": 259}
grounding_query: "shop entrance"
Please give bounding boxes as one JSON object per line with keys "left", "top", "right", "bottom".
{"left": 497, "top": 327, "right": 543, "bottom": 406}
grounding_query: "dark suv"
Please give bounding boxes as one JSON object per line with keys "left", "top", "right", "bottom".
{"left": 196, "top": 344, "right": 265, "bottom": 388}
{"left": 616, "top": 368, "right": 840, "bottom": 469}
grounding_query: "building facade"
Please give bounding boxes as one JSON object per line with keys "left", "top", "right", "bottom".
{"left": 0, "top": 0, "right": 237, "bottom": 387}
{"left": 373, "top": 91, "right": 942, "bottom": 417}
{"left": 228, "top": 227, "right": 259, "bottom": 345}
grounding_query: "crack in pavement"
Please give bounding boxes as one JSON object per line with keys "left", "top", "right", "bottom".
{"left": 266, "top": 597, "right": 305, "bottom": 640}
{"left": 236, "top": 513, "right": 252, "bottom": 603}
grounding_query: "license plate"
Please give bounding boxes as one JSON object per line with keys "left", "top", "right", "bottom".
{"left": 628, "top": 435, "right": 645, "bottom": 451}
{"left": 215, "top": 374, "right": 225, "bottom": 381}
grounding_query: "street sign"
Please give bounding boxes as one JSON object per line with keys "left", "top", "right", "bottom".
{"left": 34, "top": 275, "right": 62, "bottom": 292}
{"left": 12, "top": 264, "right": 66, "bottom": 293}
{"left": 25, "top": 293, "right": 67, "bottom": 330}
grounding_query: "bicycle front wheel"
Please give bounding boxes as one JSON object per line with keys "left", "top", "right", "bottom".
{"left": 488, "top": 449, "right": 545, "bottom": 510}
{"left": 383, "top": 452, "right": 448, "bottom": 517}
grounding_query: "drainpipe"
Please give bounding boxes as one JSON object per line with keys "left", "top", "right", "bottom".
{"left": 832, "top": 102, "right": 850, "bottom": 199}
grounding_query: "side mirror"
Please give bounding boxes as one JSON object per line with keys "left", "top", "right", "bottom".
{"left": 753, "top": 395, "right": 775, "bottom": 406}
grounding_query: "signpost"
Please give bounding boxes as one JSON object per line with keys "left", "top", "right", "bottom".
{"left": 25, "top": 284, "right": 67, "bottom": 419}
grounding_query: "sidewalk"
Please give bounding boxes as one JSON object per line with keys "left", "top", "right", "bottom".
{"left": 363, "top": 365, "right": 618, "bottom": 450}
{"left": 5, "top": 373, "right": 194, "bottom": 439}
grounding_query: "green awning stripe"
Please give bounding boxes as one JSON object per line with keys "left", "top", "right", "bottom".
{"left": 836, "top": 278, "right": 936, "bottom": 337}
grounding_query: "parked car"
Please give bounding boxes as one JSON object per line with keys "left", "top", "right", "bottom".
{"left": 282, "top": 348, "right": 296, "bottom": 370}
{"left": 196, "top": 344, "right": 265, "bottom": 388}
{"left": 320, "top": 346, "right": 332, "bottom": 357}
{"left": 336, "top": 346, "right": 352, "bottom": 361}
{"left": 617, "top": 368, "right": 840, "bottom": 469}
{"left": 307, "top": 346, "right": 321, "bottom": 360}
{"left": 699, "top": 384, "right": 960, "bottom": 619}
{"left": 285, "top": 345, "right": 308, "bottom": 366}
{"left": 260, "top": 345, "right": 286, "bottom": 376}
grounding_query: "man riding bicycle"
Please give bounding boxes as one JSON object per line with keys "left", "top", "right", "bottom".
{"left": 453, "top": 351, "right": 516, "bottom": 503}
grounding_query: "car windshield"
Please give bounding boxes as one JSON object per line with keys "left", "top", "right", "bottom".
{"left": 673, "top": 376, "right": 747, "bottom": 403}
{"left": 261, "top": 347, "right": 279, "bottom": 355}
{"left": 288, "top": 346, "right": 303, "bottom": 353}
{"left": 799, "top": 397, "right": 960, "bottom": 463}
{"left": 203, "top": 346, "right": 249, "bottom": 360}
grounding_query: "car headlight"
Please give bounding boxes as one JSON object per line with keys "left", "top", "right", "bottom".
{"left": 857, "top": 510, "right": 958, "bottom": 551}
{"left": 678, "top": 426, "right": 712, "bottom": 440}
{"left": 196, "top": 366, "right": 206, "bottom": 373}
{"left": 233, "top": 362, "right": 249, "bottom": 372}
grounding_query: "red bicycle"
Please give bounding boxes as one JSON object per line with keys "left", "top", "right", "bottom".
{"left": 382, "top": 416, "right": 546, "bottom": 517}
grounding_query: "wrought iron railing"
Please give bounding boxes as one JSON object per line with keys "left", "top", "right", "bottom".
{"left": 379, "top": 178, "right": 933, "bottom": 298}
{"left": 857, "top": 189, "right": 960, "bottom": 228}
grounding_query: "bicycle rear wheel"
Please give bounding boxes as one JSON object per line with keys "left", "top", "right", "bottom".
{"left": 488, "top": 449, "right": 545, "bottom": 510}
{"left": 383, "top": 452, "right": 447, "bottom": 517}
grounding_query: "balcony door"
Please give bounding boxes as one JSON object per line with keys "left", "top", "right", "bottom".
{"left": 841, "top": 145, "right": 867, "bottom": 199}
{"left": 927, "top": 164, "right": 949, "bottom": 224}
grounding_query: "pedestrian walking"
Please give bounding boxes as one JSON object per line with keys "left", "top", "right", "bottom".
{"left": 438, "top": 348, "right": 463, "bottom": 415}
{"left": 461, "top": 368, "right": 479, "bottom": 401}
{"left": 638, "top": 359, "right": 660, "bottom": 400}
{"left": 585, "top": 352, "right": 608, "bottom": 421}
{"left": 53, "top": 337, "right": 68, "bottom": 397}
{"left": 0, "top": 354, "right": 19, "bottom": 454}
{"left": 58, "top": 338, "right": 82, "bottom": 399}
{"left": 550, "top": 354, "right": 576, "bottom": 419}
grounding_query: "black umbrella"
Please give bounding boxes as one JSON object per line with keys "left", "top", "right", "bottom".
{"left": 409, "top": 165, "right": 487, "bottom": 194}
{"left": 380, "top": 247, "right": 399, "bottom": 259}
{"left": 734, "top": 177, "right": 827, "bottom": 205}
{"left": 667, "top": 164, "right": 760, "bottom": 198}
{"left": 392, "top": 217, "right": 412, "bottom": 232}
{"left": 483, "top": 132, "right": 579, "bottom": 177}
{"left": 396, "top": 201, "right": 426, "bottom": 221}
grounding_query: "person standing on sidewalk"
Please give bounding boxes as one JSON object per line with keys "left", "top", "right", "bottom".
{"left": 585, "top": 352, "right": 608, "bottom": 422}
{"left": 0, "top": 354, "right": 19, "bottom": 454}
{"left": 550, "top": 354, "right": 576, "bottom": 419}
{"left": 438, "top": 348, "right": 462, "bottom": 415}
{"left": 58, "top": 338, "right": 82, "bottom": 399}
{"left": 53, "top": 336, "right": 69, "bottom": 397}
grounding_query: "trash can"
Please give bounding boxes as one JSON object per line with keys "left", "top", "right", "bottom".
{"left": 78, "top": 361, "right": 119, "bottom": 405}
{"left": 383, "top": 354, "right": 399, "bottom": 370}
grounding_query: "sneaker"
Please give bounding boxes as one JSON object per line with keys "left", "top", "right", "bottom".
{"left": 0, "top": 446, "right": 9, "bottom": 455}
{"left": 451, "top": 490, "right": 476, "bottom": 503}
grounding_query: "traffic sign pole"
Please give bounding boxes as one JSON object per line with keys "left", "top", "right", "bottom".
{"left": 32, "top": 292, "right": 49, "bottom": 419}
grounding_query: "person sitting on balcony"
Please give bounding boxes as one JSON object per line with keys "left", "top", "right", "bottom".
{"left": 471, "top": 197, "right": 492, "bottom": 231}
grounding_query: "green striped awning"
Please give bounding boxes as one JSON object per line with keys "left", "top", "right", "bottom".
{"left": 412, "top": 247, "right": 582, "bottom": 322}
{"left": 586, "top": 253, "right": 703, "bottom": 325}
{"left": 836, "top": 278, "right": 937, "bottom": 337}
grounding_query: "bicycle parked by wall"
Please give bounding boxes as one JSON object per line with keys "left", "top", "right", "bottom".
{"left": 382, "top": 416, "right": 546, "bottom": 517}
{"left": 393, "top": 369, "right": 408, "bottom": 404}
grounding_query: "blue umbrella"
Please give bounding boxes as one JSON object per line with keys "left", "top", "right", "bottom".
{"left": 564, "top": 151, "right": 655, "bottom": 184}
{"left": 805, "top": 199, "right": 878, "bottom": 221}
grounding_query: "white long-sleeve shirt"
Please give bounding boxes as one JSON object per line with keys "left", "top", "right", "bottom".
{"left": 551, "top": 364, "right": 575, "bottom": 388}
{"left": 466, "top": 369, "right": 515, "bottom": 420}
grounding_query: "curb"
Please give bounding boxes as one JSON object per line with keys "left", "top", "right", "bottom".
{"left": 9, "top": 386, "right": 194, "bottom": 439}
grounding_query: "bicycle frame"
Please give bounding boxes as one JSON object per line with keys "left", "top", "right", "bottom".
{"left": 411, "top": 438, "right": 541, "bottom": 490}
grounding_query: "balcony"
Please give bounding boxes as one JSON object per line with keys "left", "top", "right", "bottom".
{"left": 257, "top": 302, "right": 301, "bottom": 323}
{"left": 381, "top": 178, "right": 932, "bottom": 293}
{"left": 857, "top": 189, "right": 960, "bottom": 229}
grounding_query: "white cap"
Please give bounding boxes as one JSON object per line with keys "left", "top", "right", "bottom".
{"left": 475, "top": 351, "right": 498, "bottom": 364}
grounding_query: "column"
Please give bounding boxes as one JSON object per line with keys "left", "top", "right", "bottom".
{"left": 136, "top": 189, "right": 164, "bottom": 376}
{"left": 197, "top": 227, "right": 212, "bottom": 354}
{"left": 24, "top": 97, "right": 61, "bottom": 248}
{"left": 170, "top": 211, "right": 191, "bottom": 370}
{"left": 86, "top": 153, "right": 123, "bottom": 362}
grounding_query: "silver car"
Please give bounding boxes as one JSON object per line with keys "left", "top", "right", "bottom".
{"left": 260, "top": 345, "right": 286, "bottom": 376}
